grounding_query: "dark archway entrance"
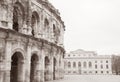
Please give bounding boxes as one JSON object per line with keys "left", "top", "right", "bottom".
{"left": 30, "top": 54, "right": 39, "bottom": 82}
{"left": 53, "top": 58, "right": 57, "bottom": 80}
{"left": 44, "top": 56, "right": 50, "bottom": 81}
{"left": 10, "top": 52, "right": 24, "bottom": 82}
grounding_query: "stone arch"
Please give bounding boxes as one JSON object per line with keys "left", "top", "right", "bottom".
{"left": 31, "top": 11, "right": 40, "bottom": 36}
{"left": 30, "top": 53, "right": 39, "bottom": 82}
{"left": 10, "top": 51, "right": 25, "bottom": 82}
{"left": 12, "top": 2, "right": 25, "bottom": 32}
{"left": 11, "top": 48, "right": 25, "bottom": 59}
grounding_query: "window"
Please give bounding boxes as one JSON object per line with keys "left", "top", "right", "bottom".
{"left": 84, "top": 71, "right": 87, "bottom": 74}
{"left": 106, "top": 60, "right": 108, "bottom": 63}
{"left": 68, "top": 71, "right": 71, "bottom": 73}
{"left": 101, "top": 71, "right": 103, "bottom": 73}
{"left": 101, "top": 65, "right": 103, "bottom": 69}
{"left": 44, "top": 18, "right": 49, "bottom": 27}
{"left": 73, "top": 71, "right": 76, "bottom": 73}
{"left": 68, "top": 62, "right": 71, "bottom": 68}
{"left": 78, "top": 62, "right": 81, "bottom": 67}
{"left": 83, "top": 62, "right": 87, "bottom": 68}
{"left": 89, "top": 71, "right": 92, "bottom": 74}
{"left": 107, "top": 71, "right": 109, "bottom": 74}
{"left": 95, "top": 65, "right": 97, "bottom": 69}
{"left": 73, "top": 62, "right": 76, "bottom": 68}
{"left": 106, "top": 65, "right": 109, "bottom": 69}
{"left": 89, "top": 62, "right": 92, "bottom": 68}
{"left": 95, "top": 71, "right": 98, "bottom": 74}
{"left": 68, "top": 54, "right": 70, "bottom": 57}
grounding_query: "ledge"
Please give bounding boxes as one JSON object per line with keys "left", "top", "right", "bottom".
{"left": 0, "top": 28, "right": 65, "bottom": 52}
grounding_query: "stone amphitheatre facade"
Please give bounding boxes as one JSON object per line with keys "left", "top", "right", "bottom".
{"left": 0, "top": 0, "right": 65, "bottom": 82}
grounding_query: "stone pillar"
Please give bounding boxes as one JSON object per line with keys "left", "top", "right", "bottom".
{"left": 40, "top": 48, "right": 45, "bottom": 82}
{"left": 4, "top": 41, "right": 12, "bottom": 82}
{"left": 25, "top": 44, "right": 31, "bottom": 82}
{"left": 0, "top": 61, "right": 5, "bottom": 82}
{"left": 56, "top": 55, "right": 60, "bottom": 80}
{"left": 4, "top": 70, "right": 10, "bottom": 82}
{"left": 22, "top": 22, "right": 28, "bottom": 35}
{"left": 49, "top": 57, "right": 53, "bottom": 80}
{"left": 34, "top": 62, "right": 41, "bottom": 82}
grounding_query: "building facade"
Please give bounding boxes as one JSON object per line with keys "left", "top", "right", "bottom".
{"left": 64, "top": 49, "right": 112, "bottom": 75}
{"left": 0, "top": 0, "right": 65, "bottom": 82}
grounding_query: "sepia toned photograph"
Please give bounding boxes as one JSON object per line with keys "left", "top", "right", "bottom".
{"left": 0, "top": 0, "right": 120, "bottom": 82}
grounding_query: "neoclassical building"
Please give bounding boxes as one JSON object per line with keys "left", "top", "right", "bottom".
{"left": 0, "top": 0, "right": 65, "bottom": 82}
{"left": 64, "top": 49, "right": 112, "bottom": 75}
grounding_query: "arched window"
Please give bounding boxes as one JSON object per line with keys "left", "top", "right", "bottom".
{"left": 68, "top": 62, "right": 71, "bottom": 68}
{"left": 13, "top": 2, "right": 24, "bottom": 32}
{"left": 44, "top": 18, "right": 49, "bottom": 29}
{"left": 78, "top": 62, "right": 81, "bottom": 67}
{"left": 73, "top": 62, "right": 76, "bottom": 68}
{"left": 106, "top": 65, "right": 109, "bottom": 69}
{"left": 89, "top": 62, "right": 92, "bottom": 68}
{"left": 53, "top": 24, "right": 56, "bottom": 36}
{"left": 95, "top": 65, "right": 97, "bottom": 69}
{"left": 83, "top": 62, "right": 87, "bottom": 68}
{"left": 31, "top": 11, "right": 39, "bottom": 36}
{"left": 101, "top": 65, "right": 103, "bottom": 69}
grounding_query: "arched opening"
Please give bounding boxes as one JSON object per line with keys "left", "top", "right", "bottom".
{"left": 44, "top": 56, "right": 50, "bottom": 81}
{"left": 53, "top": 57, "right": 57, "bottom": 80}
{"left": 44, "top": 18, "right": 49, "bottom": 28}
{"left": 30, "top": 54, "right": 39, "bottom": 82}
{"left": 68, "top": 62, "right": 71, "bottom": 68}
{"left": 10, "top": 52, "right": 24, "bottom": 82}
{"left": 53, "top": 24, "right": 56, "bottom": 37}
{"left": 73, "top": 62, "right": 76, "bottom": 68}
{"left": 12, "top": 2, "right": 24, "bottom": 32}
{"left": 31, "top": 11, "right": 39, "bottom": 36}
{"left": 89, "top": 62, "right": 92, "bottom": 68}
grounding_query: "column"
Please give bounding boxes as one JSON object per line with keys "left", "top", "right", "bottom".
{"left": 4, "top": 40, "right": 12, "bottom": 82}
{"left": 25, "top": 44, "right": 31, "bottom": 82}
{"left": 49, "top": 57, "right": 53, "bottom": 80}
{"left": 33, "top": 61, "right": 41, "bottom": 82}
{"left": 40, "top": 48, "right": 45, "bottom": 82}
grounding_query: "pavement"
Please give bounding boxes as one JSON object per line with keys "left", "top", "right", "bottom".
{"left": 47, "top": 75, "right": 120, "bottom": 82}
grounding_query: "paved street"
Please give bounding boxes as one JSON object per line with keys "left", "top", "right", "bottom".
{"left": 47, "top": 75, "right": 120, "bottom": 82}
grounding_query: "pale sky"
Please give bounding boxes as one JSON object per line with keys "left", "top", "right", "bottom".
{"left": 50, "top": 0, "right": 120, "bottom": 55}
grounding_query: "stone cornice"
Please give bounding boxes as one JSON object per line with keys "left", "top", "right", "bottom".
{"left": 0, "top": 28, "right": 65, "bottom": 52}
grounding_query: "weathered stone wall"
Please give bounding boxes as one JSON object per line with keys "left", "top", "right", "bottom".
{"left": 0, "top": 0, "right": 65, "bottom": 82}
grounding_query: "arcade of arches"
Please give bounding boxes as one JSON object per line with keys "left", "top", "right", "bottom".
{"left": 0, "top": 36, "right": 64, "bottom": 82}
{"left": 0, "top": 0, "right": 65, "bottom": 82}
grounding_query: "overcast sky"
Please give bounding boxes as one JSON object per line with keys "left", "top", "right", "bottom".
{"left": 50, "top": 0, "right": 120, "bottom": 55}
